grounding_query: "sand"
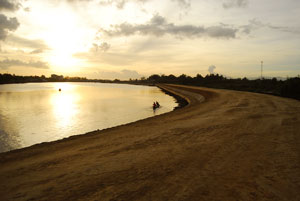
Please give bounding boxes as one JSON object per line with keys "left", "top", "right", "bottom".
{"left": 0, "top": 84, "right": 300, "bottom": 201}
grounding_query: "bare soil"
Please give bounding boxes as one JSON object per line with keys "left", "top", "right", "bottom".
{"left": 0, "top": 84, "right": 299, "bottom": 201}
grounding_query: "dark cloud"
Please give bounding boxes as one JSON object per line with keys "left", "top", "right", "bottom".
{"left": 0, "top": 14, "right": 19, "bottom": 40}
{"left": 0, "top": 59, "right": 49, "bottom": 69}
{"left": 0, "top": 0, "right": 20, "bottom": 11}
{"left": 98, "top": 69, "right": 142, "bottom": 79}
{"left": 100, "top": 14, "right": 238, "bottom": 39}
{"left": 223, "top": 0, "right": 248, "bottom": 9}
{"left": 6, "top": 35, "right": 50, "bottom": 53}
{"left": 91, "top": 42, "right": 111, "bottom": 52}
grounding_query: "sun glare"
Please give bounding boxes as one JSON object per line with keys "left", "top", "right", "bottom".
{"left": 49, "top": 52, "right": 83, "bottom": 70}
{"left": 53, "top": 83, "right": 75, "bottom": 91}
{"left": 45, "top": 13, "right": 88, "bottom": 69}
{"left": 51, "top": 84, "right": 80, "bottom": 130}
{"left": 29, "top": 2, "right": 93, "bottom": 70}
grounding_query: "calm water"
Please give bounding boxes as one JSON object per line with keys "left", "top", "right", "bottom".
{"left": 0, "top": 82, "right": 177, "bottom": 152}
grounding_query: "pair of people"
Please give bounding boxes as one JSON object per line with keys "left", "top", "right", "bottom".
{"left": 153, "top": 101, "right": 160, "bottom": 109}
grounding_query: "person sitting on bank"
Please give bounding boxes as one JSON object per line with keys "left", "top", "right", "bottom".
{"left": 156, "top": 101, "right": 160, "bottom": 108}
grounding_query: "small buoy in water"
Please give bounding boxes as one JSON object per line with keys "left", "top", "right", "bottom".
{"left": 59, "top": 88, "right": 61, "bottom": 92}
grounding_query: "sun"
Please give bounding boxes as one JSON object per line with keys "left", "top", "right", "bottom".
{"left": 43, "top": 9, "right": 89, "bottom": 69}
{"left": 27, "top": 1, "right": 94, "bottom": 70}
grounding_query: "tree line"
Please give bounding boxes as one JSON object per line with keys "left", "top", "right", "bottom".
{"left": 140, "top": 74, "right": 300, "bottom": 100}
{"left": 0, "top": 73, "right": 299, "bottom": 100}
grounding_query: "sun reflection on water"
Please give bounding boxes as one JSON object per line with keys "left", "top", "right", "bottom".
{"left": 51, "top": 84, "right": 80, "bottom": 130}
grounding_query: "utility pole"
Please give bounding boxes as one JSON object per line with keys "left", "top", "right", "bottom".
{"left": 261, "top": 61, "right": 263, "bottom": 79}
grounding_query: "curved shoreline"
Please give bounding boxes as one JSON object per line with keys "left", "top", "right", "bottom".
{"left": 156, "top": 84, "right": 189, "bottom": 109}
{"left": 1, "top": 84, "right": 300, "bottom": 201}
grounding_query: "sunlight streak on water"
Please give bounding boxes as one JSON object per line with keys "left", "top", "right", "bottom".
{"left": 51, "top": 89, "right": 80, "bottom": 131}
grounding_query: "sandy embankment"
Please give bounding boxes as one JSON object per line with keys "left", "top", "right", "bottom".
{"left": 0, "top": 84, "right": 300, "bottom": 201}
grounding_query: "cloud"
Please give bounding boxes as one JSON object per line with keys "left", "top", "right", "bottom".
{"left": 70, "top": 0, "right": 190, "bottom": 10}
{"left": 91, "top": 42, "right": 111, "bottom": 52}
{"left": 30, "top": 49, "right": 44, "bottom": 54}
{"left": 0, "top": 59, "right": 49, "bottom": 69}
{"left": 172, "top": 0, "right": 191, "bottom": 9}
{"left": 98, "top": 69, "right": 143, "bottom": 79}
{"left": 0, "top": 0, "right": 20, "bottom": 11}
{"left": 223, "top": 0, "right": 248, "bottom": 9}
{"left": 107, "top": 0, "right": 190, "bottom": 10}
{"left": 69, "top": 0, "right": 148, "bottom": 9}
{"left": 251, "top": 19, "right": 300, "bottom": 34}
{"left": 23, "top": 7, "right": 30, "bottom": 12}
{"left": 240, "top": 19, "right": 300, "bottom": 35}
{"left": 208, "top": 65, "right": 216, "bottom": 74}
{"left": 0, "top": 14, "right": 19, "bottom": 40}
{"left": 100, "top": 14, "right": 238, "bottom": 39}
{"left": 6, "top": 35, "right": 50, "bottom": 53}
{"left": 99, "top": 0, "right": 127, "bottom": 9}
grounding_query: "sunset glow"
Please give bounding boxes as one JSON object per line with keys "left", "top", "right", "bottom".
{"left": 0, "top": 0, "right": 299, "bottom": 79}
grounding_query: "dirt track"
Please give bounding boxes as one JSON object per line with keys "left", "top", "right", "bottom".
{"left": 0, "top": 84, "right": 300, "bottom": 201}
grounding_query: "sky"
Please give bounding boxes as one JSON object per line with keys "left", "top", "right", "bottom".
{"left": 0, "top": 0, "right": 299, "bottom": 79}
